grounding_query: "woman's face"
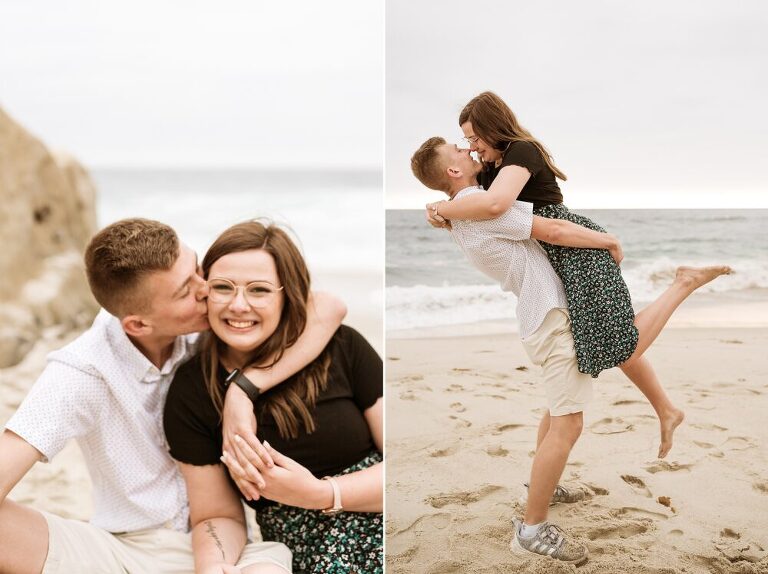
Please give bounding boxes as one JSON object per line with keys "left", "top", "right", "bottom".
{"left": 207, "top": 248, "right": 284, "bottom": 362}
{"left": 461, "top": 121, "right": 501, "bottom": 163}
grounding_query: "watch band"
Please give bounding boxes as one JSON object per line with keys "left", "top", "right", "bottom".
{"left": 224, "top": 368, "right": 261, "bottom": 403}
{"left": 321, "top": 476, "right": 343, "bottom": 515}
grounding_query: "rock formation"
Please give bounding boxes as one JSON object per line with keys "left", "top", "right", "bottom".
{"left": 0, "top": 107, "right": 99, "bottom": 367}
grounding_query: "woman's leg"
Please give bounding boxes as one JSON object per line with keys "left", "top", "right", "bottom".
{"left": 629, "top": 266, "right": 730, "bottom": 360}
{"left": 619, "top": 356, "right": 684, "bottom": 458}
{"left": 620, "top": 265, "right": 730, "bottom": 458}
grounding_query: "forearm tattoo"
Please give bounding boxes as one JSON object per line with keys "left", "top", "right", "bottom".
{"left": 204, "top": 520, "right": 226, "bottom": 560}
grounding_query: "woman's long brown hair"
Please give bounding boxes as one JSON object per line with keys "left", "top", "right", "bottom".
{"left": 200, "top": 220, "right": 331, "bottom": 440}
{"left": 459, "top": 91, "right": 567, "bottom": 181}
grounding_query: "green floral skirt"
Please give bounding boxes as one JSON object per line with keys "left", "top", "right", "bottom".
{"left": 257, "top": 451, "right": 383, "bottom": 574}
{"left": 534, "top": 204, "right": 638, "bottom": 377}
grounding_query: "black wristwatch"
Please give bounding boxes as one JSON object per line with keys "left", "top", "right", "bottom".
{"left": 224, "top": 368, "right": 261, "bottom": 404}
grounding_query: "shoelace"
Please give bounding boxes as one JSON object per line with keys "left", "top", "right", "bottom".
{"left": 539, "top": 523, "right": 565, "bottom": 548}
{"left": 554, "top": 485, "right": 569, "bottom": 498}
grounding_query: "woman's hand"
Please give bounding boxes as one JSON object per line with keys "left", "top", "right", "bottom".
{"left": 606, "top": 234, "right": 624, "bottom": 266}
{"left": 221, "top": 385, "right": 273, "bottom": 500}
{"left": 425, "top": 202, "right": 451, "bottom": 229}
{"left": 226, "top": 439, "right": 332, "bottom": 510}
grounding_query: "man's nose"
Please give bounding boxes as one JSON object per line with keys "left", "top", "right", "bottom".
{"left": 195, "top": 276, "right": 209, "bottom": 301}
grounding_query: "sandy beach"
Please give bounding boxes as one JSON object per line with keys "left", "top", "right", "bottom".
{"left": 385, "top": 320, "right": 768, "bottom": 573}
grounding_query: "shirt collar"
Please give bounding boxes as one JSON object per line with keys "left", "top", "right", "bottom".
{"left": 102, "top": 310, "right": 191, "bottom": 384}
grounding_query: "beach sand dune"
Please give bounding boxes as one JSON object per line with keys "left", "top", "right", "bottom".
{"left": 386, "top": 327, "right": 768, "bottom": 574}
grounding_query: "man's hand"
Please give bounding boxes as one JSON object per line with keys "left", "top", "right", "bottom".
{"left": 221, "top": 384, "right": 273, "bottom": 500}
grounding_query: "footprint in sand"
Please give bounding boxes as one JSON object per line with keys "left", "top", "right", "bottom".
{"left": 621, "top": 475, "right": 653, "bottom": 498}
{"left": 714, "top": 529, "right": 767, "bottom": 563}
{"left": 399, "top": 391, "right": 418, "bottom": 401}
{"left": 449, "top": 402, "right": 466, "bottom": 413}
{"left": 694, "top": 440, "right": 715, "bottom": 449}
{"left": 752, "top": 481, "right": 768, "bottom": 495}
{"left": 473, "top": 393, "right": 507, "bottom": 400}
{"left": 722, "top": 436, "right": 756, "bottom": 451}
{"left": 401, "top": 374, "right": 424, "bottom": 382}
{"left": 616, "top": 506, "right": 668, "bottom": 520}
{"left": 448, "top": 415, "right": 472, "bottom": 428}
{"left": 429, "top": 445, "right": 458, "bottom": 458}
{"left": 390, "top": 512, "right": 452, "bottom": 536}
{"left": 387, "top": 356, "right": 401, "bottom": 361}
{"left": 446, "top": 384, "right": 464, "bottom": 392}
{"left": 452, "top": 367, "right": 471, "bottom": 373}
{"left": 644, "top": 461, "right": 693, "bottom": 474}
{"left": 425, "top": 484, "right": 504, "bottom": 509}
{"left": 584, "top": 483, "right": 609, "bottom": 496}
{"left": 611, "top": 399, "right": 645, "bottom": 406}
{"left": 590, "top": 417, "right": 634, "bottom": 435}
{"left": 585, "top": 520, "right": 649, "bottom": 541}
{"left": 491, "top": 423, "right": 524, "bottom": 435}
{"left": 486, "top": 445, "right": 509, "bottom": 457}
{"left": 691, "top": 423, "right": 728, "bottom": 432}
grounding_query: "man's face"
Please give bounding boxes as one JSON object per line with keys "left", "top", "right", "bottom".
{"left": 439, "top": 143, "right": 481, "bottom": 178}
{"left": 461, "top": 121, "right": 501, "bottom": 163}
{"left": 138, "top": 244, "right": 210, "bottom": 338}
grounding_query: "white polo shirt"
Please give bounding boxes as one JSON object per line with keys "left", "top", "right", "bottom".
{"left": 449, "top": 186, "right": 568, "bottom": 338}
{"left": 5, "top": 309, "right": 198, "bottom": 533}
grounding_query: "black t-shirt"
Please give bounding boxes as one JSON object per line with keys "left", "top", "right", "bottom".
{"left": 163, "top": 325, "right": 382, "bottom": 509}
{"left": 478, "top": 140, "right": 563, "bottom": 209}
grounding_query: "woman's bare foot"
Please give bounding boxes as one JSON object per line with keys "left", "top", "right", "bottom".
{"left": 674, "top": 266, "right": 732, "bottom": 292}
{"left": 658, "top": 408, "right": 685, "bottom": 459}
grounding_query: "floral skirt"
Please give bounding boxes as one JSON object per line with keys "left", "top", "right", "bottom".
{"left": 257, "top": 451, "right": 383, "bottom": 574}
{"left": 534, "top": 204, "right": 638, "bottom": 377}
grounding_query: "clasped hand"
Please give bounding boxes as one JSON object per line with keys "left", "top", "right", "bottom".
{"left": 425, "top": 202, "right": 451, "bottom": 229}
{"left": 221, "top": 437, "right": 328, "bottom": 510}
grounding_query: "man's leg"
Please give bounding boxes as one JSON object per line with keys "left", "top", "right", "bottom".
{"left": 0, "top": 499, "right": 49, "bottom": 574}
{"left": 524, "top": 412, "right": 583, "bottom": 525}
{"left": 536, "top": 411, "right": 551, "bottom": 450}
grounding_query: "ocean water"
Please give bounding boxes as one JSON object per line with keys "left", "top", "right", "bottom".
{"left": 386, "top": 209, "right": 768, "bottom": 331}
{"left": 91, "top": 169, "right": 385, "bottom": 347}
{"left": 93, "top": 169, "right": 383, "bottom": 273}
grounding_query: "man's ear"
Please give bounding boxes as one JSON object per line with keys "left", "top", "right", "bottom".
{"left": 446, "top": 166, "right": 462, "bottom": 179}
{"left": 121, "top": 315, "right": 153, "bottom": 338}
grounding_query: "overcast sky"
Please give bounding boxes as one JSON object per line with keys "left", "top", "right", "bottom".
{"left": 386, "top": 0, "right": 768, "bottom": 209}
{"left": 0, "top": 0, "right": 383, "bottom": 169}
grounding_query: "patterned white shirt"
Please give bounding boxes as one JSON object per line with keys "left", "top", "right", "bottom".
{"left": 449, "top": 186, "right": 568, "bottom": 338}
{"left": 5, "top": 309, "right": 198, "bottom": 533}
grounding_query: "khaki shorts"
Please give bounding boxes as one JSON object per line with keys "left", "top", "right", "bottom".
{"left": 521, "top": 308, "right": 593, "bottom": 416}
{"left": 41, "top": 511, "right": 292, "bottom": 574}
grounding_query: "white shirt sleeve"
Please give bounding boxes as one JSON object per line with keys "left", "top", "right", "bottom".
{"left": 4, "top": 360, "right": 106, "bottom": 462}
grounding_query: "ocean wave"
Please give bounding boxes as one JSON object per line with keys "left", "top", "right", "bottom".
{"left": 386, "top": 284, "right": 518, "bottom": 330}
{"left": 386, "top": 259, "right": 768, "bottom": 331}
{"left": 623, "top": 258, "right": 768, "bottom": 302}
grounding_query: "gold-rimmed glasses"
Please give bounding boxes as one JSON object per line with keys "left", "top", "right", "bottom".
{"left": 207, "top": 278, "right": 283, "bottom": 308}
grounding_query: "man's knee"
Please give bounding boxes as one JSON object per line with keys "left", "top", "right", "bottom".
{"left": 551, "top": 411, "right": 583, "bottom": 443}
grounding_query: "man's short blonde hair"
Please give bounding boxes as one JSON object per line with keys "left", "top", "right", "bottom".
{"left": 411, "top": 136, "right": 450, "bottom": 192}
{"left": 84, "top": 218, "right": 179, "bottom": 317}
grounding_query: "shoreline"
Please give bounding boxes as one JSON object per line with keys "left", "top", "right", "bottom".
{"left": 388, "top": 292, "right": 768, "bottom": 340}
